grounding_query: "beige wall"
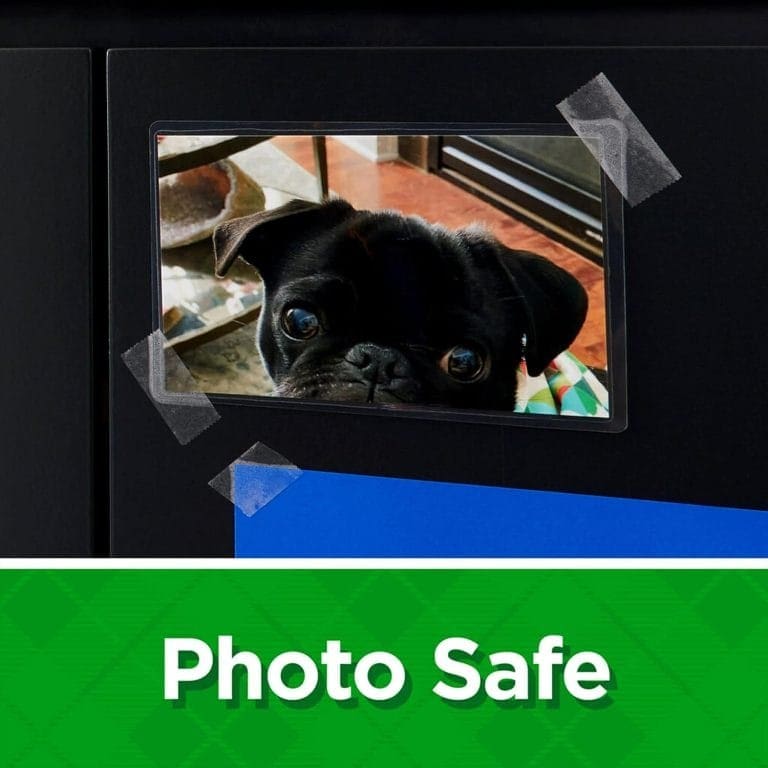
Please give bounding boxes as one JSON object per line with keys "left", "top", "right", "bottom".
{"left": 334, "top": 135, "right": 399, "bottom": 162}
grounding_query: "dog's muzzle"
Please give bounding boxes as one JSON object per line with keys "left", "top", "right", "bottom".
{"left": 344, "top": 343, "right": 410, "bottom": 385}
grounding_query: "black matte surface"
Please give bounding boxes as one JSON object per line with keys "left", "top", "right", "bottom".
{"left": 5, "top": 6, "right": 768, "bottom": 47}
{"left": 108, "top": 48, "right": 768, "bottom": 555}
{"left": 0, "top": 49, "right": 93, "bottom": 555}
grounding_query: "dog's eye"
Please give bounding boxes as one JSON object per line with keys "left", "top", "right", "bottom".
{"left": 441, "top": 344, "right": 487, "bottom": 382}
{"left": 281, "top": 305, "right": 320, "bottom": 341}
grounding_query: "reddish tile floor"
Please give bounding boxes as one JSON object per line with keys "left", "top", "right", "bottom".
{"left": 272, "top": 136, "right": 607, "bottom": 370}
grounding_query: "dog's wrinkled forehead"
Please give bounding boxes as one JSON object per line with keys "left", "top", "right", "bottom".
{"left": 337, "top": 213, "right": 484, "bottom": 335}
{"left": 323, "top": 212, "right": 480, "bottom": 304}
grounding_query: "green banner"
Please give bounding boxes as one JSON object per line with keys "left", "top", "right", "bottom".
{"left": 0, "top": 570, "right": 766, "bottom": 766}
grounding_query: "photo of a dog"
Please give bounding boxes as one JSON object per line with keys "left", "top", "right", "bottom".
{"left": 213, "top": 198, "right": 587, "bottom": 409}
{"left": 158, "top": 134, "right": 609, "bottom": 418}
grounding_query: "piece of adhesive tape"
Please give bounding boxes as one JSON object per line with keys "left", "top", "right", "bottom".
{"left": 557, "top": 72, "right": 681, "bottom": 207}
{"left": 121, "top": 329, "right": 221, "bottom": 446}
{"left": 208, "top": 441, "right": 303, "bottom": 517}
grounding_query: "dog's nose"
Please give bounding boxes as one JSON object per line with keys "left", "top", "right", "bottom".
{"left": 345, "top": 343, "right": 406, "bottom": 384}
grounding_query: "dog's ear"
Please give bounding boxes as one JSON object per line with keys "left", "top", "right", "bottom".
{"left": 213, "top": 198, "right": 356, "bottom": 278}
{"left": 499, "top": 249, "right": 588, "bottom": 376}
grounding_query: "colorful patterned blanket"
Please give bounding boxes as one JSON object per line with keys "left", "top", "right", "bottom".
{"left": 514, "top": 350, "right": 610, "bottom": 418}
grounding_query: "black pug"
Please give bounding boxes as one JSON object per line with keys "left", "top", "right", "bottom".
{"left": 213, "top": 198, "right": 587, "bottom": 409}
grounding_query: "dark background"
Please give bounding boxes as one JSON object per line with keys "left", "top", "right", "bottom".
{"left": 0, "top": 49, "right": 92, "bottom": 555}
{"left": 6, "top": 4, "right": 768, "bottom": 47}
{"left": 2, "top": 8, "right": 768, "bottom": 555}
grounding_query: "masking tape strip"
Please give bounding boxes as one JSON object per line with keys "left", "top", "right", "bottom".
{"left": 557, "top": 72, "right": 681, "bottom": 207}
{"left": 208, "top": 441, "right": 303, "bottom": 517}
{"left": 121, "top": 329, "right": 221, "bottom": 445}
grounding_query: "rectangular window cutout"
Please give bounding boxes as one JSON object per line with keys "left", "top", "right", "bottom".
{"left": 151, "top": 124, "right": 626, "bottom": 432}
